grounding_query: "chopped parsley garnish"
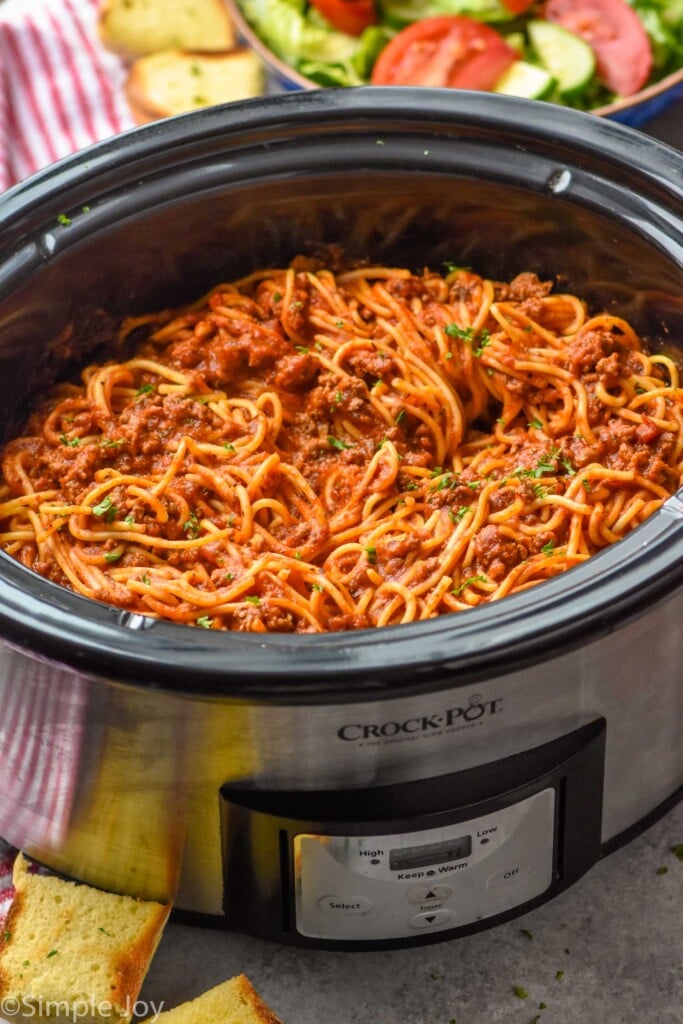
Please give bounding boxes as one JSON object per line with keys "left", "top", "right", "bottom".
{"left": 541, "top": 540, "right": 556, "bottom": 556}
{"left": 395, "top": 409, "right": 406, "bottom": 424}
{"left": 92, "top": 496, "right": 117, "bottom": 522}
{"left": 364, "top": 546, "right": 377, "bottom": 564}
{"left": 290, "top": 300, "right": 304, "bottom": 310}
{"left": 81, "top": 205, "right": 91, "bottom": 214}
{"left": 190, "top": 63, "right": 202, "bottom": 76}
{"left": 431, "top": 472, "right": 457, "bottom": 492}
{"left": 183, "top": 512, "right": 201, "bottom": 538}
{"left": 555, "top": 970, "right": 565, "bottom": 981}
{"left": 335, "top": 319, "right": 345, "bottom": 328}
{"left": 532, "top": 483, "right": 549, "bottom": 499}
{"left": 443, "top": 261, "right": 470, "bottom": 273}
{"left": 272, "top": 291, "right": 282, "bottom": 302}
{"left": 310, "top": 583, "right": 324, "bottom": 592}
{"left": 224, "top": 572, "right": 235, "bottom": 582}
{"left": 136, "top": 383, "right": 155, "bottom": 396}
{"left": 98, "top": 927, "right": 112, "bottom": 937}
{"left": 327, "top": 435, "right": 354, "bottom": 450}
{"left": 512, "top": 985, "right": 529, "bottom": 999}
{"left": 656, "top": 865, "right": 668, "bottom": 875}
{"left": 430, "top": 465, "right": 443, "bottom": 478}
{"left": 449, "top": 506, "right": 469, "bottom": 523}
{"left": 295, "top": 345, "right": 309, "bottom": 354}
{"left": 222, "top": 443, "right": 236, "bottom": 452}
{"left": 582, "top": 478, "right": 593, "bottom": 492}
{"left": 2, "top": 931, "right": 10, "bottom": 943}
{"left": 535, "top": 448, "right": 559, "bottom": 476}
{"left": 245, "top": 595, "right": 261, "bottom": 605}
{"left": 59, "top": 434, "right": 80, "bottom": 447}
{"left": 104, "top": 550, "right": 123, "bottom": 564}
{"left": 452, "top": 575, "right": 486, "bottom": 596}
{"left": 99, "top": 438, "right": 124, "bottom": 449}
{"left": 333, "top": 390, "right": 344, "bottom": 404}
{"left": 444, "top": 323, "right": 491, "bottom": 356}
{"left": 57, "top": 213, "right": 71, "bottom": 226}
{"left": 196, "top": 616, "right": 214, "bottom": 629}
{"left": 559, "top": 455, "right": 576, "bottom": 476}
{"left": 124, "top": 514, "right": 135, "bottom": 527}
{"left": 46, "top": 949, "right": 58, "bottom": 958}
{"left": 141, "top": 574, "right": 151, "bottom": 585}
{"left": 520, "top": 928, "right": 534, "bottom": 941}
{"left": 528, "top": 418, "right": 543, "bottom": 430}
{"left": 671, "top": 843, "right": 683, "bottom": 861}
{"left": 445, "top": 323, "right": 473, "bottom": 340}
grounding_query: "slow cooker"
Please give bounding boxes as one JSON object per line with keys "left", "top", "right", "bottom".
{"left": 0, "top": 89, "right": 681, "bottom": 950}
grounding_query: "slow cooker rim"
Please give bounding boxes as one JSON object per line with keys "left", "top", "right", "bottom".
{"left": 0, "top": 88, "right": 682, "bottom": 698}
{"left": 2, "top": 88, "right": 683, "bottom": 233}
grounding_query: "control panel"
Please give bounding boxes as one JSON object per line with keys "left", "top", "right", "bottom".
{"left": 220, "top": 718, "right": 605, "bottom": 948}
{"left": 294, "top": 789, "right": 554, "bottom": 940}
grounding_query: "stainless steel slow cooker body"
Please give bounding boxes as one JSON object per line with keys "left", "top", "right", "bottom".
{"left": 0, "top": 89, "right": 681, "bottom": 946}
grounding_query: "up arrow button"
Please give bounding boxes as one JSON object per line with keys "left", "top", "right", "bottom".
{"left": 407, "top": 884, "right": 453, "bottom": 904}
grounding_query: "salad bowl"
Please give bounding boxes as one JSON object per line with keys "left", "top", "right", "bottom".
{"left": 227, "top": 0, "right": 683, "bottom": 125}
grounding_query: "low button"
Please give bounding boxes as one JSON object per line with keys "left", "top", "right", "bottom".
{"left": 409, "top": 909, "right": 453, "bottom": 930}
{"left": 407, "top": 885, "right": 453, "bottom": 905}
{"left": 486, "top": 866, "right": 528, "bottom": 890}
{"left": 317, "top": 895, "right": 372, "bottom": 915}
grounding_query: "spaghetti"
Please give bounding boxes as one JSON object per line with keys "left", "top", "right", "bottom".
{"left": 1, "top": 260, "right": 682, "bottom": 633}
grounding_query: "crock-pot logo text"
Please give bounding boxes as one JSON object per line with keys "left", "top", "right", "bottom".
{"left": 337, "top": 694, "right": 503, "bottom": 745}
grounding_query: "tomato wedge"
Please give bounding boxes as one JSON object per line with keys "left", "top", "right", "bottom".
{"left": 309, "top": 0, "right": 377, "bottom": 36}
{"left": 544, "top": 0, "right": 652, "bottom": 96}
{"left": 501, "top": 0, "right": 535, "bottom": 12}
{"left": 370, "top": 16, "right": 518, "bottom": 90}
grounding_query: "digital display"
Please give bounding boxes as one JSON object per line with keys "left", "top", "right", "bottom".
{"left": 389, "top": 835, "right": 472, "bottom": 871}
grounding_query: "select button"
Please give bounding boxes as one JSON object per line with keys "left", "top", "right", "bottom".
{"left": 317, "top": 895, "right": 372, "bottom": 915}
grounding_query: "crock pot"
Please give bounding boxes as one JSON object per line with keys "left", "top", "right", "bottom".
{"left": 0, "top": 89, "right": 681, "bottom": 950}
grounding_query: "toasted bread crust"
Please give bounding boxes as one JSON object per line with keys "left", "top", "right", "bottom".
{"left": 124, "top": 48, "right": 263, "bottom": 122}
{"left": 99, "top": 0, "right": 235, "bottom": 59}
{"left": 235, "top": 974, "right": 285, "bottom": 1024}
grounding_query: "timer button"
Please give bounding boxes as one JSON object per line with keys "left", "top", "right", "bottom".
{"left": 316, "top": 895, "right": 372, "bottom": 915}
{"left": 409, "top": 909, "right": 453, "bottom": 929}
{"left": 407, "top": 885, "right": 453, "bottom": 904}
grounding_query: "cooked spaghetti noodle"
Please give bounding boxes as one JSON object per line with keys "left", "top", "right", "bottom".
{"left": 1, "top": 260, "right": 682, "bottom": 632}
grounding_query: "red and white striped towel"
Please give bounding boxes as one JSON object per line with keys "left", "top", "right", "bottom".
{"left": 0, "top": 0, "right": 135, "bottom": 192}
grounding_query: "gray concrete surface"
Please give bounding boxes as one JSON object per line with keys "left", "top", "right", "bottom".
{"left": 140, "top": 101, "right": 683, "bottom": 1024}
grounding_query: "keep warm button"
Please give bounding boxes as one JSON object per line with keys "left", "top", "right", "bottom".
{"left": 317, "top": 896, "right": 372, "bottom": 915}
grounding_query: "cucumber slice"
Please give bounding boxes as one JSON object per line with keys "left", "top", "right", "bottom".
{"left": 527, "top": 20, "right": 596, "bottom": 97}
{"left": 494, "top": 60, "right": 556, "bottom": 100}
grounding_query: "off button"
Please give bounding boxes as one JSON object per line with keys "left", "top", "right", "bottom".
{"left": 486, "top": 866, "right": 528, "bottom": 889}
{"left": 317, "top": 896, "right": 372, "bottom": 915}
